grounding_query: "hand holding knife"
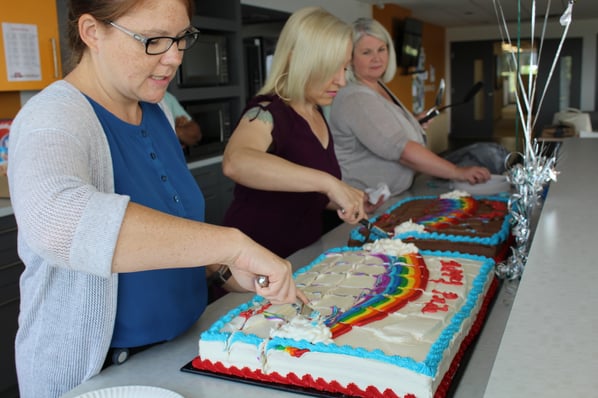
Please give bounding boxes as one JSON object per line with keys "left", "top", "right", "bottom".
{"left": 255, "top": 274, "right": 311, "bottom": 307}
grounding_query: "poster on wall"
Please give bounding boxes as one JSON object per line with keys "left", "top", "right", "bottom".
{"left": 2, "top": 22, "right": 42, "bottom": 82}
{"left": 412, "top": 47, "right": 426, "bottom": 113}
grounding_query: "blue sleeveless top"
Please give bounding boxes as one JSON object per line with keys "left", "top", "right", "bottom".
{"left": 87, "top": 98, "right": 207, "bottom": 348}
{"left": 223, "top": 95, "right": 341, "bottom": 258}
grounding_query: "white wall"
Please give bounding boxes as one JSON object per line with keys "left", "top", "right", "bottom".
{"left": 241, "top": 0, "right": 371, "bottom": 23}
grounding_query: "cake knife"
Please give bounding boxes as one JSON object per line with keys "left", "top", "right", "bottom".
{"left": 359, "top": 219, "right": 390, "bottom": 239}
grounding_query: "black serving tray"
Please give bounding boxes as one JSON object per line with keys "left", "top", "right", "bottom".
{"left": 181, "top": 359, "right": 351, "bottom": 397}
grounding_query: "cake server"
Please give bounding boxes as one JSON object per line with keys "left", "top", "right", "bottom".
{"left": 359, "top": 219, "right": 390, "bottom": 239}
{"left": 298, "top": 301, "right": 317, "bottom": 317}
{"left": 418, "top": 80, "right": 484, "bottom": 124}
{"left": 418, "top": 78, "right": 445, "bottom": 124}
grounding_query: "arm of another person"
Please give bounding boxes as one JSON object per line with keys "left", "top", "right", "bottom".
{"left": 174, "top": 115, "right": 202, "bottom": 147}
{"left": 206, "top": 263, "right": 249, "bottom": 293}
{"left": 399, "top": 141, "right": 490, "bottom": 184}
{"left": 9, "top": 129, "right": 299, "bottom": 305}
{"left": 112, "top": 202, "right": 304, "bottom": 304}
{"left": 333, "top": 91, "right": 489, "bottom": 185}
{"left": 163, "top": 92, "right": 202, "bottom": 146}
{"left": 222, "top": 107, "right": 365, "bottom": 222}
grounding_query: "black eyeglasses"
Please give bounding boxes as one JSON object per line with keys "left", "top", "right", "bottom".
{"left": 107, "top": 21, "right": 200, "bottom": 55}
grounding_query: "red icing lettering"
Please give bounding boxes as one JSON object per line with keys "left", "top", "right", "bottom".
{"left": 422, "top": 289, "right": 460, "bottom": 313}
{"left": 422, "top": 300, "right": 448, "bottom": 313}
{"left": 429, "top": 259, "right": 464, "bottom": 285}
{"left": 432, "top": 289, "right": 458, "bottom": 300}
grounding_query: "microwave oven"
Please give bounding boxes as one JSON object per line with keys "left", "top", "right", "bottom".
{"left": 183, "top": 100, "right": 233, "bottom": 159}
{"left": 178, "top": 33, "right": 229, "bottom": 87}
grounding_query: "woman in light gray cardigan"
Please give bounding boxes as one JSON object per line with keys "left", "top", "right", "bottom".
{"left": 329, "top": 18, "right": 502, "bottom": 196}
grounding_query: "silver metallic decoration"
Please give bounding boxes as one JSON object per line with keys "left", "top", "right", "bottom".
{"left": 496, "top": 145, "right": 558, "bottom": 280}
{"left": 492, "top": 0, "right": 571, "bottom": 280}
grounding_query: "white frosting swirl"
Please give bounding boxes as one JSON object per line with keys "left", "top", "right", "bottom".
{"left": 440, "top": 189, "right": 471, "bottom": 199}
{"left": 394, "top": 219, "right": 426, "bottom": 235}
{"left": 270, "top": 316, "right": 332, "bottom": 344}
{"left": 363, "top": 238, "right": 419, "bottom": 255}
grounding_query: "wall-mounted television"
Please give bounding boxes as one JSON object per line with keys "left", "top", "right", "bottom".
{"left": 394, "top": 18, "right": 423, "bottom": 69}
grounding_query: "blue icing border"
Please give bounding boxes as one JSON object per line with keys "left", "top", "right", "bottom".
{"left": 349, "top": 195, "right": 511, "bottom": 247}
{"left": 200, "top": 247, "right": 495, "bottom": 379}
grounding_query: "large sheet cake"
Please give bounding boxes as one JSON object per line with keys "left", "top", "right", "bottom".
{"left": 190, "top": 239, "right": 498, "bottom": 398}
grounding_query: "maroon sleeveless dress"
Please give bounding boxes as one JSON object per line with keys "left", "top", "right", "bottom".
{"left": 223, "top": 95, "right": 341, "bottom": 258}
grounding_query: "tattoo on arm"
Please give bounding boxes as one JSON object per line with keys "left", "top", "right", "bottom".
{"left": 244, "top": 106, "right": 273, "bottom": 125}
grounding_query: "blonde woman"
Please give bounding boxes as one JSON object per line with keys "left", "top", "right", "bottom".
{"left": 222, "top": 7, "right": 375, "bottom": 258}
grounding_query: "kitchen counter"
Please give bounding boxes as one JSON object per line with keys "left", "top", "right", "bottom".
{"left": 60, "top": 173, "right": 517, "bottom": 398}
{"left": 483, "top": 138, "right": 598, "bottom": 397}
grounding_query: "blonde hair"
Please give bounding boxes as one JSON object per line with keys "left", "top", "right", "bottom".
{"left": 346, "top": 17, "right": 397, "bottom": 84}
{"left": 258, "top": 7, "right": 352, "bottom": 103}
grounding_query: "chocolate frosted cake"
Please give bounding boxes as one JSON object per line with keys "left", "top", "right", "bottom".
{"left": 349, "top": 191, "right": 511, "bottom": 259}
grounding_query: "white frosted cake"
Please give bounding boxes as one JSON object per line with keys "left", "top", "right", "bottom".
{"left": 191, "top": 239, "right": 498, "bottom": 398}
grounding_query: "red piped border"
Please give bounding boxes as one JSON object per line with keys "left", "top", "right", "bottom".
{"left": 190, "top": 277, "right": 500, "bottom": 398}
{"left": 433, "top": 276, "right": 499, "bottom": 398}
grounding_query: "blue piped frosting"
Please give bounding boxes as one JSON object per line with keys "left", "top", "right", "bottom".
{"left": 199, "top": 247, "right": 495, "bottom": 378}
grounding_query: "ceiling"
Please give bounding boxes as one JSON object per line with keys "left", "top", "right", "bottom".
{"left": 359, "top": 0, "right": 598, "bottom": 28}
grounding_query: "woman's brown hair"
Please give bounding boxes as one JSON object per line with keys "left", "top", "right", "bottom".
{"left": 66, "top": 0, "right": 195, "bottom": 70}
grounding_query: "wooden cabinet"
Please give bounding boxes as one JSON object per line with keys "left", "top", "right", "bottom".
{"left": 0, "top": 215, "right": 23, "bottom": 397}
{"left": 0, "top": 1, "right": 62, "bottom": 91}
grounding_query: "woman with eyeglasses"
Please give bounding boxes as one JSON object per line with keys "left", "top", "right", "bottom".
{"left": 8, "top": 1, "right": 304, "bottom": 396}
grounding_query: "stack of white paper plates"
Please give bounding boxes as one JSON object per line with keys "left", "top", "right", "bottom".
{"left": 73, "top": 386, "right": 183, "bottom": 398}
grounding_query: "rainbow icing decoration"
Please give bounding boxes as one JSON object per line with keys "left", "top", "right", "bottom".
{"left": 350, "top": 195, "right": 511, "bottom": 248}
{"left": 273, "top": 345, "right": 310, "bottom": 358}
{"left": 328, "top": 252, "right": 429, "bottom": 338}
{"left": 415, "top": 197, "right": 477, "bottom": 229}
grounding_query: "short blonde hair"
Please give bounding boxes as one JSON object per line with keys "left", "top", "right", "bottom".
{"left": 346, "top": 18, "right": 397, "bottom": 84}
{"left": 258, "top": 7, "right": 352, "bottom": 103}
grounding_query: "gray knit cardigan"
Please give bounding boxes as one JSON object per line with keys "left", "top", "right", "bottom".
{"left": 8, "top": 80, "right": 174, "bottom": 397}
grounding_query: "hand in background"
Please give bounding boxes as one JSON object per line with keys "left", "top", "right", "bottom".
{"left": 364, "top": 193, "right": 385, "bottom": 214}
{"left": 453, "top": 166, "right": 491, "bottom": 185}
{"left": 175, "top": 116, "right": 202, "bottom": 147}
